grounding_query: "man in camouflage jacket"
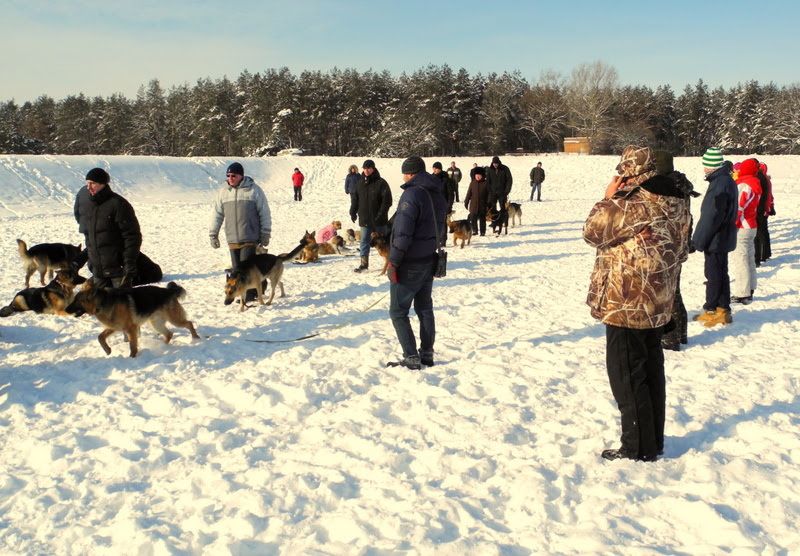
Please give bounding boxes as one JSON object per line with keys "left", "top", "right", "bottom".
{"left": 583, "top": 145, "right": 690, "bottom": 463}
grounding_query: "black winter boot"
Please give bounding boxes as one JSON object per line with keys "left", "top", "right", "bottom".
{"left": 386, "top": 355, "right": 421, "bottom": 370}
{"left": 420, "top": 350, "right": 434, "bottom": 366}
{"left": 354, "top": 255, "right": 369, "bottom": 273}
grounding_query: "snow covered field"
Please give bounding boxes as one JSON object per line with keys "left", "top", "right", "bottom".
{"left": 1, "top": 153, "right": 798, "bottom": 554}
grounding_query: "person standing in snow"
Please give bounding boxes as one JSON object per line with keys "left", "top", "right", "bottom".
{"left": 292, "top": 167, "right": 304, "bottom": 201}
{"left": 344, "top": 164, "right": 360, "bottom": 201}
{"left": 431, "top": 161, "right": 456, "bottom": 214}
{"left": 730, "top": 158, "right": 762, "bottom": 304}
{"left": 350, "top": 159, "right": 393, "bottom": 273}
{"left": 464, "top": 167, "right": 489, "bottom": 236}
{"left": 583, "top": 145, "right": 690, "bottom": 462}
{"left": 447, "top": 161, "right": 463, "bottom": 202}
{"left": 529, "top": 161, "right": 545, "bottom": 202}
{"left": 485, "top": 155, "right": 513, "bottom": 210}
{"left": 754, "top": 162, "right": 774, "bottom": 265}
{"left": 209, "top": 162, "right": 272, "bottom": 302}
{"left": 385, "top": 156, "right": 449, "bottom": 370}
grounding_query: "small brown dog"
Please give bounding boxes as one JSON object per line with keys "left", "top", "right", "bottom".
{"left": 370, "top": 231, "right": 391, "bottom": 274}
{"left": 447, "top": 217, "right": 473, "bottom": 248}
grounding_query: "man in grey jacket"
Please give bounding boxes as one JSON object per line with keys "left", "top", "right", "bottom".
{"left": 209, "top": 162, "right": 272, "bottom": 276}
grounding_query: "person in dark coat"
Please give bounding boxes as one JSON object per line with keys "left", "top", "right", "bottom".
{"left": 754, "top": 163, "right": 773, "bottom": 265}
{"left": 344, "top": 164, "right": 360, "bottom": 198}
{"left": 485, "top": 155, "right": 513, "bottom": 210}
{"left": 529, "top": 161, "right": 545, "bottom": 201}
{"left": 655, "top": 152, "right": 700, "bottom": 351}
{"left": 350, "top": 159, "right": 393, "bottom": 272}
{"left": 691, "top": 148, "right": 738, "bottom": 327}
{"left": 385, "top": 156, "right": 448, "bottom": 370}
{"left": 464, "top": 167, "right": 489, "bottom": 236}
{"left": 447, "top": 161, "right": 462, "bottom": 202}
{"left": 431, "top": 161, "right": 456, "bottom": 213}
{"left": 73, "top": 168, "right": 143, "bottom": 288}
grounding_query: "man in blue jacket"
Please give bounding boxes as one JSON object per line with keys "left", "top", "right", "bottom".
{"left": 690, "top": 148, "right": 738, "bottom": 327}
{"left": 386, "top": 156, "right": 449, "bottom": 370}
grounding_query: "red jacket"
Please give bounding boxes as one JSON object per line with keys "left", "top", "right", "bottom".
{"left": 734, "top": 158, "right": 762, "bottom": 229}
{"left": 292, "top": 171, "right": 304, "bottom": 187}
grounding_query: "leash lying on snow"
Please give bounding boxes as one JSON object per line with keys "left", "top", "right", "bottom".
{"left": 245, "top": 292, "right": 389, "bottom": 343}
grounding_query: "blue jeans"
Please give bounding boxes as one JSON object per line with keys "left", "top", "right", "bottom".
{"left": 389, "top": 259, "right": 435, "bottom": 358}
{"left": 359, "top": 224, "right": 389, "bottom": 257}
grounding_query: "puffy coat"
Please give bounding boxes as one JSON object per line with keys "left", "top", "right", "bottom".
{"left": 316, "top": 223, "right": 338, "bottom": 244}
{"left": 691, "top": 162, "right": 738, "bottom": 253}
{"left": 344, "top": 172, "right": 361, "bottom": 195}
{"left": 209, "top": 176, "right": 272, "bottom": 245}
{"left": 464, "top": 179, "right": 489, "bottom": 216}
{"left": 389, "top": 172, "right": 449, "bottom": 267}
{"left": 292, "top": 171, "right": 304, "bottom": 187}
{"left": 486, "top": 160, "right": 513, "bottom": 199}
{"left": 74, "top": 185, "right": 142, "bottom": 279}
{"left": 584, "top": 175, "right": 691, "bottom": 329}
{"left": 433, "top": 171, "right": 456, "bottom": 211}
{"left": 350, "top": 170, "right": 392, "bottom": 227}
{"left": 735, "top": 158, "right": 762, "bottom": 229}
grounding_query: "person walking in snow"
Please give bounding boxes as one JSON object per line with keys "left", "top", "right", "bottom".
{"left": 447, "top": 161, "right": 462, "bottom": 202}
{"left": 529, "top": 161, "right": 545, "bottom": 202}
{"left": 485, "top": 156, "right": 513, "bottom": 210}
{"left": 730, "top": 158, "right": 762, "bottom": 304}
{"left": 690, "top": 148, "right": 738, "bottom": 327}
{"left": 209, "top": 162, "right": 272, "bottom": 301}
{"left": 350, "top": 159, "right": 392, "bottom": 273}
{"left": 292, "top": 167, "right": 305, "bottom": 201}
{"left": 583, "top": 145, "right": 690, "bottom": 462}
{"left": 385, "top": 156, "right": 449, "bottom": 370}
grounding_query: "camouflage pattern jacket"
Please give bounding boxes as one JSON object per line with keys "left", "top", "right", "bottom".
{"left": 584, "top": 175, "right": 691, "bottom": 329}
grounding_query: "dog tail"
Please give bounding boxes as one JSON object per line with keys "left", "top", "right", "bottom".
{"left": 166, "top": 281, "right": 187, "bottom": 300}
{"left": 16, "top": 239, "right": 29, "bottom": 260}
{"left": 278, "top": 241, "right": 307, "bottom": 262}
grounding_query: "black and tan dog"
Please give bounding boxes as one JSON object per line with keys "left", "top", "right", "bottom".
{"left": 318, "top": 235, "right": 346, "bottom": 255}
{"left": 66, "top": 281, "right": 200, "bottom": 358}
{"left": 486, "top": 207, "right": 509, "bottom": 236}
{"left": 296, "top": 231, "right": 321, "bottom": 263}
{"left": 505, "top": 201, "right": 523, "bottom": 227}
{"left": 0, "top": 267, "right": 87, "bottom": 317}
{"left": 17, "top": 238, "right": 83, "bottom": 287}
{"left": 369, "top": 231, "right": 391, "bottom": 275}
{"left": 225, "top": 236, "right": 309, "bottom": 310}
{"left": 446, "top": 215, "right": 473, "bottom": 249}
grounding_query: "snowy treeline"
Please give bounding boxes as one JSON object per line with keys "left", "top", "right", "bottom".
{"left": 2, "top": 62, "right": 799, "bottom": 157}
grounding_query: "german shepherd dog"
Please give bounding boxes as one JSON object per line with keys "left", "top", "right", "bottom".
{"left": 296, "top": 231, "right": 321, "bottom": 263}
{"left": 370, "top": 231, "right": 391, "bottom": 274}
{"left": 0, "top": 267, "right": 87, "bottom": 317}
{"left": 317, "top": 235, "right": 346, "bottom": 255}
{"left": 17, "top": 239, "right": 83, "bottom": 287}
{"left": 344, "top": 228, "right": 361, "bottom": 246}
{"left": 446, "top": 214, "right": 473, "bottom": 249}
{"left": 225, "top": 236, "right": 309, "bottom": 311}
{"left": 486, "top": 207, "right": 509, "bottom": 236}
{"left": 65, "top": 281, "right": 200, "bottom": 358}
{"left": 505, "top": 201, "right": 523, "bottom": 227}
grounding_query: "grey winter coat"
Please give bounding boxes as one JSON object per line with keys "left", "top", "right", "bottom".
{"left": 209, "top": 176, "right": 272, "bottom": 246}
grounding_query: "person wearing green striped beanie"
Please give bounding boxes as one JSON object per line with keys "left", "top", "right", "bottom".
{"left": 702, "top": 147, "right": 725, "bottom": 171}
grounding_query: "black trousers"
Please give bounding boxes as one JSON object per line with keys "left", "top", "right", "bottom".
{"left": 703, "top": 251, "right": 730, "bottom": 311}
{"left": 662, "top": 268, "right": 687, "bottom": 348}
{"left": 754, "top": 214, "right": 771, "bottom": 263}
{"left": 294, "top": 187, "right": 302, "bottom": 201}
{"left": 229, "top": 244, "right": 257, "bottom": 300}
{"left": 468, "top": 212, "right": 486, "bottom": 236}
{"left": 606, "top": 325, "right": 665, "bottom": 459}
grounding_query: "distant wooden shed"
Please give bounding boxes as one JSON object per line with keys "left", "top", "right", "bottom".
{"left": 564, "top": 137, "right": 592, "bottom": 154}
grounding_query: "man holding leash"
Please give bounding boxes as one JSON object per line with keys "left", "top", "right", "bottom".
{"left": 386, "top": 156, "right": 449, "bottom": 370}
{"left": 209, "top": 162, "right": 272, "bottom": 300}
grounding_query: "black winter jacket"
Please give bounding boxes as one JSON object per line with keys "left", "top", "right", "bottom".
{"left": 350, "top": 170, "right": 393, "bottom": 227}
{"left": 74, "top": 185, "right": 142, "bottom": 279}
{"left": 433, "top": 172, "right": 457, "bottom": 211}
{"left": 691, "top": 162, "right": 738, "bottom": 254}
{"left": 486, "top": 164, "right": 513, "bottom": 198}
{"left": 389, "top": 172, "right": 449, "bottom": 267}
{"left": 530, "top": 166, "right": 545, "bottom": 184}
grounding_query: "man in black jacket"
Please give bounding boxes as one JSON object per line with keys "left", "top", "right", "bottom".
{"left": 529, "top": 162, "right": 545, "bottom": 201}
{"left": 350, "top": 159, "right": 393, "bottom": 272}
{"left": 486, "top": 156, "right": 513, "bottom": 210}
{"left": 73, "top": 167, "right": 142, "bottom": 288}
{"left": 431, "top": 161, "right": 456, "bottom": 214}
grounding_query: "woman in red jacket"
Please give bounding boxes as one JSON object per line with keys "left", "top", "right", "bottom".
{"left": 292, "top": 168, "right": 305, "bottom": 201}
{"left": 731, "top": 158, "right": 762, "bottom": 303}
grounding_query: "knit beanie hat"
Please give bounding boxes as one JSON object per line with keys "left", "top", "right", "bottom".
{"left": 432, "top": 161, "right": 443, "bottom": 170}
{"left": 702, "top": 148, "right": 724, "bottom": 169}
{"left": 616, "top": 145, "right": 655, "bottom": 178}
{"left": 401, "top": 156, "right": 425, "bottom": 175}
{"left": 227, "top": 162, "right": 244, "bottom": 175}
{"left": 362, "top": 159, "right": 376, "bottom": 169}
{"left": 491, "top": 156, "right": 501, "bottom": 165}
{"left": 85, "top": 167, "right": 110, "bottom": 185}
{"left": 473, "top": 167, "right": 485, "bottom": 178}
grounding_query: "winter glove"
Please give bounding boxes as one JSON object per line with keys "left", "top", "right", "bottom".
{"left": 259, "top": 234, "right": 270, "bottom": 249}
{"left": 387, "top": 263, "right": 399, "bottom": 284}
{"left": 769, "top": 207, "right": 776, "bottom": 216}
{"left": 210, "top": 235, "right": 220, "bottom": 249}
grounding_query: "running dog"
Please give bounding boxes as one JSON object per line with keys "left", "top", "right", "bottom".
{"left": 486, "top": 207, "right": 509, "bottom": 236}
{"left": 505, "top": 201, "right": 523, "bottom": 227}
{"left": 0, "top": 267, "right": 87, "bottom": 317}
{"left": 17, "top": 239, "right": 83, "bottom": 287}
{"left": 224, "top": 235, "right": 309, "bottom": 311}
{"left": 446, "top": 215, "right": 473, "bottom": 248}
{"left": 370, "top": 231, "right": 391, "bottom": 275}
{"left": 65, "top": 281, "right": 200, "bottom": 358}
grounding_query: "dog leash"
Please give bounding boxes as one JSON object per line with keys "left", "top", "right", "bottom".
{"left": 245, "top": 291, "right": 389, "bottom": 343}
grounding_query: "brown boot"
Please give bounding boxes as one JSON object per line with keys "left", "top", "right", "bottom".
{"left": 693, "top": 310, "right": 716, "bottom": 323}
{"left": 703, "top": 307, "right": 732, "bottom": 328}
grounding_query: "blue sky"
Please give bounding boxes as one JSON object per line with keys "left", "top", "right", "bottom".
{"left": 1, "top": 0, "right": 798, "bottom": 102}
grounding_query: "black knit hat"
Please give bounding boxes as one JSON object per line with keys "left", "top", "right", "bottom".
{"left": 432, "top": 161, "right": 443, "bottom": 170}
{"left": 227, "top": 162, "right": 244, "bottom": 176}
{"left": 362, "top": 159, "right": 376, "bottom": 169}
{"left": 85, "top": 167, "right": 110, "bottom": 185}
{"left": 401, "top": 156, "right": 425, "bottom": 175}
{"left": 473, "top": 167, "right": 485, "bottom": 177}
{"left": 491, "top": 156, "right": 501, "bottom": 165}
